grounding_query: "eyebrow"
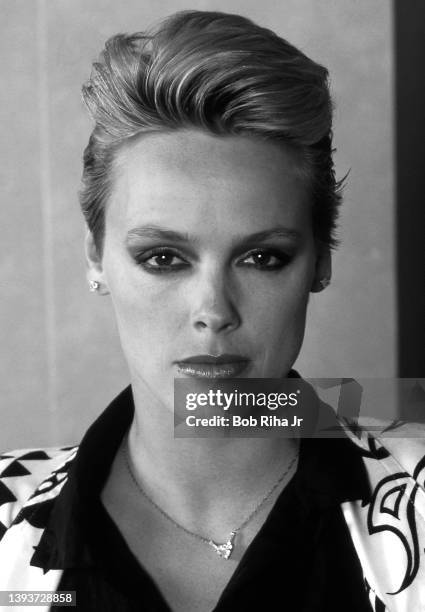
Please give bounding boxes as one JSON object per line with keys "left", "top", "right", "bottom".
{"left": 126, "top": 225, "right": 302, "bottom": 245}
{"left": 126, "top": 226, "right": 190, "bottom": 243}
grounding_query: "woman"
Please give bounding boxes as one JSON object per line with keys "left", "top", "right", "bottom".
{"left": 0, "top": 10, "right": 424, "bottom": 612}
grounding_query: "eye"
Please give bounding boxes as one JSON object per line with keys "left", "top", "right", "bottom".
{"left": 239, "top": 249, "right": 292, "bottom": 270}
{"left": 135, "top": 248, "right": 189, "bottom": 273}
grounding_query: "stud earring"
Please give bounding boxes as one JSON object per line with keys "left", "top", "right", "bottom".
{"left": 319, "top": 278, "right": 330, "bottom": 290}
{"left": 88, "top": 280, "right": 100, "bottom": 292}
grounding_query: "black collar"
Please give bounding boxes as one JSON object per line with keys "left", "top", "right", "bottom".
{"left": 32, "top": 385, "right": 135, "bottom": 571}
{"left": 31, "top": 378, "right": 371, "bottom": 572}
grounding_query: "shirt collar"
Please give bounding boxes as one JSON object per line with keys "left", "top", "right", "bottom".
{"left": 31, "top": 385, "right": 135, "bottom": 571}
{"left": 31, "top": 374, "right": 370, "bottom": 571}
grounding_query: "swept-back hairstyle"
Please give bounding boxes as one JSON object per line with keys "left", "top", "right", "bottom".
{"left": 80, "top": 10, "right": 341, "bottom": 254}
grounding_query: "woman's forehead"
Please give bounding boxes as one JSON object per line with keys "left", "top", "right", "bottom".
{"left": 115, "top": 130, "right": 303, "bottom": 184}
{"left": 108, "top": 130, "right": 311, "bottom": 231}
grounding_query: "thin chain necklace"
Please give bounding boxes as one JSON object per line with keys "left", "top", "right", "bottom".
{"left": 122, "top": 440, "right": 299, "bottom": 560}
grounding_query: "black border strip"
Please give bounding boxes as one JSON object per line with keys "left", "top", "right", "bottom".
{"left": 395, "top": 0, "right": 425, "bottom": 376}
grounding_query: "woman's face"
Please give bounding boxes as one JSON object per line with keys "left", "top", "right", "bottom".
{"left": 87, "top": 130, "right": 329, "bottom": 410}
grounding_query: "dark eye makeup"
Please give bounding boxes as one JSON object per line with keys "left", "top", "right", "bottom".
{"left": 133, "top": 247, "right": 190, "bottom": 273}
{"left": 130, "top": 245, "right": 294, "bottom": 274}
{"left": 237, "top": 248, "right": 293, "bottom": 271}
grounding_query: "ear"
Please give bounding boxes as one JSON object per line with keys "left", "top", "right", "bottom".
{"left": 310, "top": 246, "right": 332, "bottom": 293}
{"left": 85, "top": 230, "right": 110, "bottom": 295}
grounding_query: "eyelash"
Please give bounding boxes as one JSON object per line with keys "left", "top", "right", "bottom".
{"left": 239, "top": 249, "right": 293, "bottom": 271}
{"left": 134, "top": 247, "right": 293, "bottom": 274}
{"left": 135, "top": 248, "right": 189, "bottom": 274}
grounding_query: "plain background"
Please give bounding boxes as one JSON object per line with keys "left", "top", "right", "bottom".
{"left": 0, "top": 0, "right": 395, "bottom": 448}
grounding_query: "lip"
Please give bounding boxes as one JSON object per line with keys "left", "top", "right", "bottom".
{"left": 176, "top": 354, "right": 250, "bottom": 378}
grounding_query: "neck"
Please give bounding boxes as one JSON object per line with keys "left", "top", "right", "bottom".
{"left": 127, "top": 381, "right": 299, "bottom": 501}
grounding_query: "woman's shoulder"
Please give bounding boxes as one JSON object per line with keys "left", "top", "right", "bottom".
{"left": 0, "top": 445, "right": 78, "bottom": 534}
{"left": 341, "top": 418, "right": 425, "bottom": 473}
{"left": 341, "top": 421, "right": 425, "bottom": 611}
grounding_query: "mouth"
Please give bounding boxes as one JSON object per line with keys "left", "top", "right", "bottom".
{"left": 175, "top": 354, "right": 250, "bottom": 378}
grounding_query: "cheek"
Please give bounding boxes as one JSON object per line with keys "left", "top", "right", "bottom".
{"left": 104, "top": 260, "right": 187, "bottom": 350}
{"left": 260, "top": 290, "right": 309, "bottom": 341}
{"left": 112, "top": 286, "right": 180, "bottom": 333}
{"left": 246, "top": 262, "right": 313, "bottom": 345}
{"left": 255, "top": 290, "right": 310, "bottom": 375}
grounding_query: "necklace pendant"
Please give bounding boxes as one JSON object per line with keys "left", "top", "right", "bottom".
{"left": 209, "top": 531, "right": 236, "bottom": 560}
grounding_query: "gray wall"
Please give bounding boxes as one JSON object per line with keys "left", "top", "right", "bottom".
{"left": 0, "top": 0, "right": 395, "bottom": 449}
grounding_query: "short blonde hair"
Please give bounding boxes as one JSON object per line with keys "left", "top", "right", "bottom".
{"left": 80, "top": 10, "right": 342, "bottom": 254}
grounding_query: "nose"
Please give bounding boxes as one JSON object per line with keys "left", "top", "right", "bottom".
{"left": 190, "top": 268, "right": 241, "bottom": 334}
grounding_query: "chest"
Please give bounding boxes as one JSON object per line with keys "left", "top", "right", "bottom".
{"left": 100, "top": 464, "right": 279, "bottom": 612}
{"left": 102, "top": 495, "right": 245, "bottom": 612}
{"left": 131, "top": 537, "right": 235, "bottom": 612}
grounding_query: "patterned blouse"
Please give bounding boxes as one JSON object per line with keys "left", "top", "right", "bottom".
{"left": 1, "top": 385, "right": 425, "bottom": 611}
